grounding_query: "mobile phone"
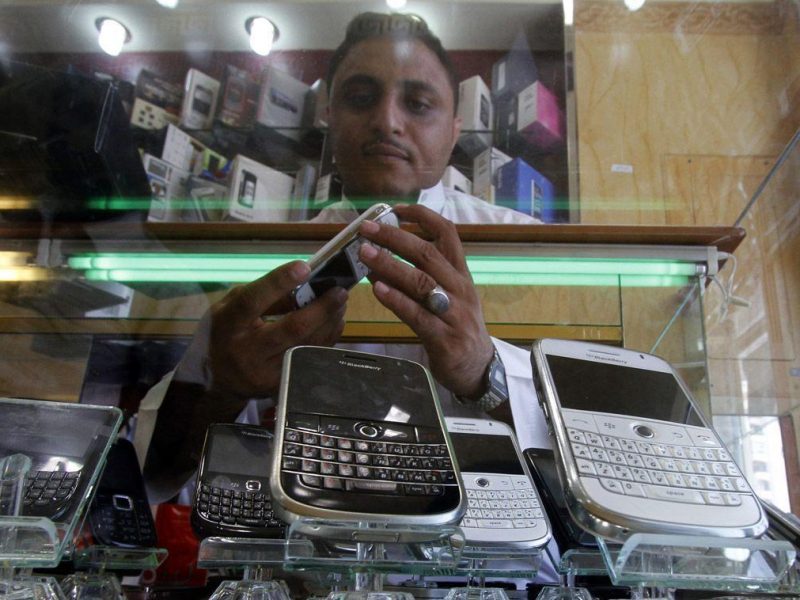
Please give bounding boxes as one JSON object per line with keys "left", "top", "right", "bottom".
{"left": 523, "top": 447, "right": 598, "bottom": 550}
{"left": 291, "top": 203, "right": 398, "bottom": 308}
{"left": 191, "top": 423, "right": 286, "bottom": 539}
{"left": 238, "top": 170, "right": 256, "bottom": 208}
{"left": 270, "top": 346, "right": 466, "bottom": 537}
{"left": 530, "top": 339, "right": 768, "bottom": 541}
{"left": 88, "top": 438, "right": 158, "bottom": 548}
{"left": 444, "top": 417, "right": 551, "bottom": 549}
{"left": 192, "top": 84, "right": 213, "bottom": 118}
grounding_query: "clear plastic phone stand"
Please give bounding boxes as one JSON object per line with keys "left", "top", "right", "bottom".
{"left": 197, "top": 536, "right": 298, "bottom": 600}
{"left": 58, "top": 546, "right": 168, "bottom": 600}
{"left": 282, "top": 519, "right": 465, "bottom": 600}
{"left": 595, "top": 533, "right": 797, "bottom": 593}
{"left": 1, "top": 400, "right": 122, "bottom": 600}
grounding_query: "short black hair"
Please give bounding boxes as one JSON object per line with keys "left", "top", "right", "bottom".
{"left": 326, "top": 12, "right": 459, "bottom": 112}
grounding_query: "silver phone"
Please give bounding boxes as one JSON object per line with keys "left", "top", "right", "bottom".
{"left": 531, "top": 338, "right": 768, "bottom": 541}
{"left": 291, "top": 203, "right": 398, "bottom": 308}
{"left": 445, "top": 417, "right": 551, "bottom": 549}
{"left": 270, "top": 346, "right": 466, "bottom": 539}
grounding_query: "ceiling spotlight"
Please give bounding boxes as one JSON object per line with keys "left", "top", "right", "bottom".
{"left": 155, "top": 0, "right": 179, "bottom": 7}
{"left": 386, "top": 0, "right": 408, "bottom": 8}
{"left": 624, "top": 0, "right": 646, "bottom": 11}
{"left": 245, "top": 16, "right": 279, "bottom": 57}
{"left": 95, "top": 17, "right": 131, "bottom": 56}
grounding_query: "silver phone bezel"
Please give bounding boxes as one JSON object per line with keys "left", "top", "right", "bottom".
{"left": 292, "top": 203, "right": 397, "bottom": 308}
{"left": 444, "top": 416, "right": 552, "bottom": 549}
{"left": 270, "top": 346, "right": 467, "bottom": 540}
{"left": 531, "top": 339, "right": 768, "bottom": 542}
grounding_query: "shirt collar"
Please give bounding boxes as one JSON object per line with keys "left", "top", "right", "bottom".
{"left": 417, "top": 182, "right": 446, "bottom": 215}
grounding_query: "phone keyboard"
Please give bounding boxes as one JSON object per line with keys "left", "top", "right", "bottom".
{"left": 196, "top": 484, "right": 284, "bottom": 530}
{"left": 462, "top": 475, "right": 545, "bottom": 530}
{"left": 22, "top": 470, "right": 80, "bottom": 513}
{"left": 281, "top": 422, "right": 457, "bottom": 497}
{"left": 91, "top": 493, "right": 157, "bottom": 547}
{"left": 567, "top": 424, "right": 750, "bottom": 506}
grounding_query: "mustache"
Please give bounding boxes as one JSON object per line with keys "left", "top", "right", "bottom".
{"left": 361, "top": 137, "right": 411, "bottom": 159}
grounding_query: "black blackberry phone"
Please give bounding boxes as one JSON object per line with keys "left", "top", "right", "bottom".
{"left": 270, "top": 346, "right": 466, "bottom": 540}
{"left": 191, "top": 423, "right": 285, "bottom": 539}
{"left": 88, "top": 438, "right": 157, "bottom": 548}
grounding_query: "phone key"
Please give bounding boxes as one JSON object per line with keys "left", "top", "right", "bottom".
{"left": 686, "top": 475, "right": 703, "bottom": 489}
{"left": 671, "top": 446, "right": 686, "bottom": 459}
{"left": 607, "top": 450, "right": 627, "bottom": 465}
{"left": 644, "top": 485, "right": 705, "bottom": 504}
{"left": 590, "top": 447, "right": 610, "bottom": 462}
{"left": 601, "top": 435, "right": 621, "bottom": 450}
{"left": 567, "top": 429, "right": 586, "bottom": 444}
{"left": 704, "top": 491, "right": 726, "bottom": 505}
{"left": 644, "top": 456, "right": 661, "bottom": 470}
{"left": 636, "top": 441, "right": 654, "bottom": 455}
{"left": 595, "top": 462, "right": 614, "bottom": 477}
{"left": 719, "top": 478, "right": 735, "bottom": 492}
{"left": 320, "top": 462, "right": 337, "bottom": 475}
{"left": 724, "top": 493, "right": 742, "bottom": 506}
{"left": 572, "top": 443, "right": 591, "bottom": 459}
{"left": 585, "top": 432, "right": 603, "bottom": 447}
{"left": 301, "top": 475, "right": 322, "bottom": 488}
{"left": 463, "top": 518, "right": 477, "bottom": 528}
{"left": 337, "top": 438, "right": 354, "bottom": 450}
{"left": 612, "top": 465, "right": 633, "bottom": 480}
{"left": 302, "top": 460, "right": 319, "bottom": 473}
{"left": 624, "top": 453, "right": 644, "bottom": 468}
{"left": 734, "top": 478, "right": 749, "bottom": 492}
{"left": 694, "top": 461, "right": 711, "bottom": 475}
{"left": 717, "top": 449, "right": 731, "bottom": 462}
{"left": 620, "top": 481, "right": 646, "bottom": 497}
{"left": 725, "top": 463, "right": 741, "bottom": 477}
{"left": 666, "top": 473, "right": 687, "bottom": 487}
{"left": 285, "top": 430, "right": 301, "bottom": 442}
{"left": 676, "top": 460, "right": 694, "bottom": 474}
{"left": 704, "top": 477, "right": 720, "bottom": 491}
{"left": 323, "top": 477, "right": 344, "bottom": 490}
{"left": 599, "top": 478, "right": 625, "bottom": 494}
{"left": 320, "top": 435, "right": 336, "bottom": 448}
{"left": 338, "top": 451, "right": 354, "bottom": 463}
{"left": 478, "top": 519, "right": 513, "bottom": 529}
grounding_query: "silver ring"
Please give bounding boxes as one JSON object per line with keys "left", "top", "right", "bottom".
{"left": 424, "top": 285, "right": 450, "bottom": 316}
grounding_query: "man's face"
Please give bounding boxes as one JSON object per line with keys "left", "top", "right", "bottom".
{"left": 327, "top": 36, "right": 462, "bottom": 203}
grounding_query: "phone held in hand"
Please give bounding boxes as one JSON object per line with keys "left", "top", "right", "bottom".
{"left": 191, "top": 423, "right": 286, "bottom": 539}
{"left": 531, "top": 338, "right": 768, "bottom": 542}
{"left": 291, "top": 203, "right": 398, "bottom": 308}
{"left": 270, "top": 346, "right": 466, "bottom": 539}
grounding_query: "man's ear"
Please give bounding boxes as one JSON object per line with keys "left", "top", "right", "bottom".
{"left": 450, "top": 115, "right": 463, "bottom": 151}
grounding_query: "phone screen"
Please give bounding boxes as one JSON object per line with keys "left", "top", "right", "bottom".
{"left": 448, "top": 433, "right": 523, "bottom": 475}
{"left": 306, "top": 240, "right": 362, "bottom": 297}
{"left": 286, "top": 349, "right": 439, "bottom": 427}
{"left": 206, "top": 429, "right": 272, "bottom": 477}
{"left": 545, "top": 355, "right": 704, "bottom": 427}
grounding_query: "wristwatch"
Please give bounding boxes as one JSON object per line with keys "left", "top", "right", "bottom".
{"left": 458, "top": 346, "right": 509, "bottom": 413}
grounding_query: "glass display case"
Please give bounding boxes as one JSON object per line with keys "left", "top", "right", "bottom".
{"left": 0, "top": 0, "right": 798, "bottom": 597}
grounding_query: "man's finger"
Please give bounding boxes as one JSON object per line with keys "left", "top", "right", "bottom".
{"left": 392, "top": 204, "right": 469, "bottom": 273}
{"left": 219, "top": 261, "right": 310, "bottom": 327}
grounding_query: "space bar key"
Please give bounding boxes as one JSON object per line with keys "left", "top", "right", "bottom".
{"left": 643, "top": 485, "right": 705, "bottom": 504}
{"left": 346, "top": 480, "right": 399, "bottom": 494}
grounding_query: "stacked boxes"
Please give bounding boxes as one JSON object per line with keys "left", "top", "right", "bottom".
{"left": 226, "top": 155, "right": 294, "bottom": 222}
{"left": 496, "top": 158, "right": 555, "bottom": 222}
{"left": 457, "top": 75, "right": 493, "bottom": 157}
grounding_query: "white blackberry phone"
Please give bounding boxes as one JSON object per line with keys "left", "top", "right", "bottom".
{"left": 531, "top": 339, "right": 768, "bottom": 542}
{"left": 291, "top": 203, "right": 398, "bottom": 308}
{"left": 444, "top": 417, "right": 551, "bottom": 549}
{"left": 270, "top": 346, "right": 466, "bottom": 538}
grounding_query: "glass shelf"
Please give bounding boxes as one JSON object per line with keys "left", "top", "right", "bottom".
{"left": 595, "top": 533, "right": 797, "bottom": 592}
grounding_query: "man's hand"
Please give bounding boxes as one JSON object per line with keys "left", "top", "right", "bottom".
{"left": 175, "top": 260, "right": 348, "bottom": 399}
{"left": 357, "top": 204, "right": 494, "bottom": 398}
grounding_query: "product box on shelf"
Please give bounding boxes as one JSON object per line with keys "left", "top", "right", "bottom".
{"left": 495, "top": 157, "right": 554, "bottom": 222}
{"left": 289, "top": 163, "right": 318, "bottom": 221}
{"left": 218, "top": 64, "right": 259, "bottom": 129}
{"left": 491, "top": 34, "right": 539, "bottom": 102}
{"left": 472, "top": 147, "right": 512, "bottom": 203}
{"left": 130, "top": 97, "right": 179, "bottom": 131}
{"left": 135, "top": 69, "right": 183, "bottom": 112}
{"left": 442, "top": 165, "right": 473, "bottom": 195}
{"left": 180, "top": 69, "right": 221, "bottom": 131}
{"left": 143, "top": 153, "right": 191, "bottom": 222}
{"left": 256, "top": 66, "right": 310, "bottom": 142}
{"left": 516, "top": 81, "right": 564, "bottom": 150}
{"left": 161, "top": 124, "right": 208, "bottom": 173}
{"left": 226, "top": 155, "right": 294, "bottom": 222}
{"left": 457, "top": 75, "right": 493, "bottom": 157}
{"left": 186, "top": 176, "right": 228, "bottom": 222}
{"left": 303, "top": 79, "right": 328, "bottom": 131}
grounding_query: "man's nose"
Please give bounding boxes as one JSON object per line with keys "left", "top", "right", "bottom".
{"left": 369, "top": 94, "right": 404, "bottom": 136}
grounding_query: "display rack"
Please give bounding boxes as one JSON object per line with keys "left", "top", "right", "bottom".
{"left": 0, "top": 399, "right": 122, "bottom": 600}
{"left": 58, "top": 546, "right": 168, "bottom": 600}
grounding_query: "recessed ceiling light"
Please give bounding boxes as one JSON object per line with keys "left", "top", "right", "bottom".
{"left": 245, "top": 16, "right": 279, "bottom": 56}
{"left": 95, "top": 17, "right": 131, "bottom": 56}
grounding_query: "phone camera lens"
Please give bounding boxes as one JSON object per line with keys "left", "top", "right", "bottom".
{"left": 639, "top": 354, "right": 645, "bottom": 359}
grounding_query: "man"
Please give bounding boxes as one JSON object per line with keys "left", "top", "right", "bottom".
{"left": 135, "top": 12, "right": 549, "bottom": 509}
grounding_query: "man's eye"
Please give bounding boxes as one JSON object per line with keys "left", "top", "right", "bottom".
{"left": 406, "top": 98, "right": 432, "bottom": 114}
{"left": 344, "top": 92, "right": 376, "bottom": 108}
